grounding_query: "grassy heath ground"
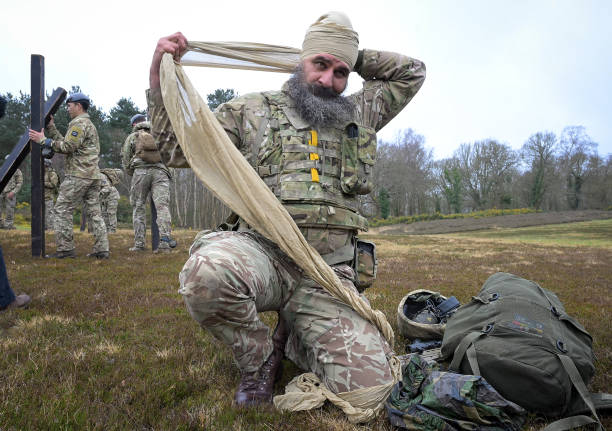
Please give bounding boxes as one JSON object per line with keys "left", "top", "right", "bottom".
{"left": 0, "top": 218, "right": 610, "bottom": 430}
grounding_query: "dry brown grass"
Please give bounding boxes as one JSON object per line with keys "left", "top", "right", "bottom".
{"left": 0, "top": 223, "right": 610, "bottom": 430}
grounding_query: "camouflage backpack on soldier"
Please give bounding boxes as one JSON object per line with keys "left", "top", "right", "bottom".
{"left": 134, "top": 130, "right": 162, "bottom": 164}
{"left": 100, "top": 168, "right": 122, "bottom": 186}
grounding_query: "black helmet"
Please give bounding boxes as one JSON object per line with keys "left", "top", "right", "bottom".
{"left": 130, "top": 114, "right": 146, "bottom": 125}
{"left": 66, "top": 92, "right": 91, "bottom": 110}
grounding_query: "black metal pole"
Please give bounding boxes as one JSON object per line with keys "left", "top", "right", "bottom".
{"left": 30, "top": 54, "right": 45, "bottom": 257}
{"left": 151, "top": 196, "right": 159, "bottom": 251}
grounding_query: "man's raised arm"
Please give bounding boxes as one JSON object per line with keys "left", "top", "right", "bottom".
{"left": 147, "top": 32, "right": 190, "bottom": 168}
{"left": 353, "top": 49, "right": 426, "bottom": 131}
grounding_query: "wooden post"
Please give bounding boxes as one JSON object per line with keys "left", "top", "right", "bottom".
{"left": 151, "top": 197, "right": 159, "bottom": 251}
{"left": 30, "top": 54, "right": 45, "bottom": 257}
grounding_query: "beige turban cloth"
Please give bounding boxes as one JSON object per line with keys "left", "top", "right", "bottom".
{"left": 300, "top": 11, "right": 360, "bottom": 69}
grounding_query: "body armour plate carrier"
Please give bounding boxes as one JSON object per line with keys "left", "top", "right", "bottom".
{"left": 255, "top": 91, "right": 376, "bottom": 231}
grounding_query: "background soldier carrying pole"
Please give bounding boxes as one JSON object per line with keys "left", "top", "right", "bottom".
{"left": 29, "top": 92, "right": 109, "bottom": 259}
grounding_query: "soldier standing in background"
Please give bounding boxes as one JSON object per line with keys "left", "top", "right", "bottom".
{"left": 29, "top": 92, "right": 110, "bottom": 259}
{"left": 0, "top": 156, "right": 23, "bottom": 230}
{"left": 148, "top": 12, "right": 425, "bottom": 406}
{"left": 99, "top": 169, "right": 121, "bottom": 233}
{"left": 121, "top": 114, "right": 176, "bottom": 252}
{"left": 43, "top": 158, "right": 59, "bottom": 231}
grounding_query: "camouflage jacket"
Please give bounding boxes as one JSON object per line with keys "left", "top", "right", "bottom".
{"left": 1, "top": 168, "right": 23, "bottom": 196}
{"left": 46, "top": 113, "right": 100, "bottom": 179}
{"left": 386, "top": 354, "right": 526, "bottom": 430}
{"left": 148, "top": 49, "right": 425, "bottom": 232}
{"left": 121, "top": 121, "right": 170, "bottom": 177}
{"left": 44, "top": 168, "right": 59, "bottom": 200}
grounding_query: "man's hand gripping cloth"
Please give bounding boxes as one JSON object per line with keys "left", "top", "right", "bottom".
{"left": 159, "top": 53, "right": 399, "bottom": 422}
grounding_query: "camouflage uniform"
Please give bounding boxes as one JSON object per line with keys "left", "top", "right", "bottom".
{"left": 386, "top": 354, "right": 526, "bottom": 430}
{"left": 0, "top": 168, "right": 23, "bottom": 229}
{"left": 149, "top": 49, "right": 425, "bottom": 392}
{"left": 121, "top": 121, "right": 173, "bottom": 249}
{"left": 45, "top": 114, "right": 109, "bottom": 253}
{"left": 44, "top": 166, "right": 60, "bottom": 231}
{"left": 99, "top": 173, "right": 120, "bottom": 233}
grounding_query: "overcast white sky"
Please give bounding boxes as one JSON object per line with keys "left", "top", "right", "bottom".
{"left": 3, "top": 0, "right": 611, "bottom": 159}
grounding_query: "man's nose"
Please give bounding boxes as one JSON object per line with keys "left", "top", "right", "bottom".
{"left": 317, "top": 70, "right": 334, "bottom": 88}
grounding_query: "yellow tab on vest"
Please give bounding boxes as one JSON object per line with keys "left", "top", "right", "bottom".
{"left": 309, "top": 130, "right": 319, "bottom": 182}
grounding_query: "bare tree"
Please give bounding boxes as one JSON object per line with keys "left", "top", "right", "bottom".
{"left": 435, "top": 157, "right": 463, "bottom": 214}
{"left": 374, "top": 129, "right": 435, "bottom": 216}
{"left": 520, "top": 131, "right": 557, "bottom": 209}
{"left": 582, "top": 154, "right": 612, "bottom": 209}
{"left": 558, "top": 126, "right": 597, "bottom": 209}
{"left": 456, "top": 140, "right": 517, "bottom": 210}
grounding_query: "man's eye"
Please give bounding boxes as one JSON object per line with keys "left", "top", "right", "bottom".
{"left": 335, "top": 70, "right": 348, "bottom": 78}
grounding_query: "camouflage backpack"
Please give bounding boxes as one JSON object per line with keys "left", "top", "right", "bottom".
{"left": 100, "top": 168, "right": 122, "bottom": 186}
{"left": 441, "top": 272, "right": 610, "bottom": 430}
{"left": 134, "top": 130, "right": 162, "bottom": 164}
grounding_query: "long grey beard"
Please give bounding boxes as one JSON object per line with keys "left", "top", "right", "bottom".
{"left": 286, "top": 65, "right": 355, "bottom": 128}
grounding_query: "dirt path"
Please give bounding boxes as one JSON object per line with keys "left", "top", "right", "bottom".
{"left": 369, "top": 210, "right": 612, "bottom": 235}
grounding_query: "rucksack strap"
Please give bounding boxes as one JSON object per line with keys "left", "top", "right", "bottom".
{"left": 590, "top": 393, "right": 612, "bottom": 412}
{"left": 536, "top": 355, "right": 604, "bottom": 431}
{"left": 449, "top": 336, "right": 605, "bottom": 431}
{"left": 449, "top": 331, "right": 484, "bottom": 375}
{"left": 540, "top": 415, "right": 600, "bottom": 431}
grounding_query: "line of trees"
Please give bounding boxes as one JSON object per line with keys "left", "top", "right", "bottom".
{"left": 2, "top": 89, "right": 610, "bottom": 230}
{"left": 369, "top": 127, "right": 611, "bottom": 218}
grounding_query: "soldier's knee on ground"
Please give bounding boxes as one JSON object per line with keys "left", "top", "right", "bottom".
{"left": 179, "top": 252, "right": 248, "bottom": 324}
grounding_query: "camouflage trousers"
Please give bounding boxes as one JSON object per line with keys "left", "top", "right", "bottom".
{"left": 0, "top": 193, "right": 17, "bottom": 228}
{"left": 101, "top": 188, "right": 119, "bottom": 233}
{"left": 130, "top": 168, "right": 172, "bottom": 248}
{"left": 179, "top": 230, "right": 393, "bottom": 394}
{"left": 54, "top": 176, "right": 109, "bottom": 253}
{"left": 45, "top": 198, "right": 56, "bottom": 231}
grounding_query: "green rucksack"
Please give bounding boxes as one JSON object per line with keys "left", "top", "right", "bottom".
{"left": 441, "top": 272, "right": 609, "bottom": 430}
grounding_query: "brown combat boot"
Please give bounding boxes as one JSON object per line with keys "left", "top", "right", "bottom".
{"left": 234, "top": 317, "right": 288, "bottom": 407}
{"left": 234, "top": 349, "right": 284, "bottom": 407}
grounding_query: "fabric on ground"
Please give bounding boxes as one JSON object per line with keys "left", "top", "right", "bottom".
{"left": 273, "top": 356, "right": 402, "bottom": 423}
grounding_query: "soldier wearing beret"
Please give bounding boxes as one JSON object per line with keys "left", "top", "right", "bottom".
{"left": 29, "top": 93, "right": 109, "bottom": 259}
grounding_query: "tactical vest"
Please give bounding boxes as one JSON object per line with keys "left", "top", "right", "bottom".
{"left": 255, "top": 92, "right": 376, "bottom": 232}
